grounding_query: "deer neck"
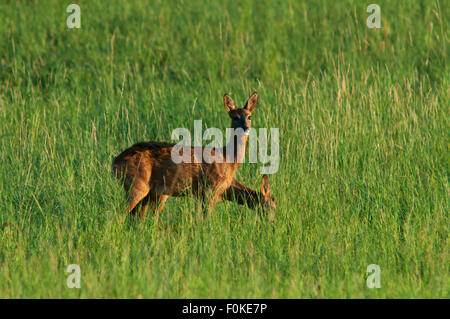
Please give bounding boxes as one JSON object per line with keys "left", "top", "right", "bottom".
{"left": 222, "top": 132, "right": 248, "bottom": 167}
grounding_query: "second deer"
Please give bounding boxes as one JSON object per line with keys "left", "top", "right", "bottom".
{"left": 224, "top": 175, "right": 277, "bottom": 221}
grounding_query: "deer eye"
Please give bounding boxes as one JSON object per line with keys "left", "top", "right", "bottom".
{"left": 248, "top": 116, "right": 251, "bottom": 120}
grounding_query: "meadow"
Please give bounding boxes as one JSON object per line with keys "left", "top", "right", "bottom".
{"left": 0, "top": 0, "right": 448, "bottom": 298}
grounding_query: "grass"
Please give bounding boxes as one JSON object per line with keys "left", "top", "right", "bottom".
{"left": 0, "top": 0, "right": 448, "bottom": 298}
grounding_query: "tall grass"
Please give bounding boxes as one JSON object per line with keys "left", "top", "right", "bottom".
{"left": 0, "top": 0, "right": 448, "bottom": 298}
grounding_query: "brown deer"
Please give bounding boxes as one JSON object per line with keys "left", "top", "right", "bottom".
{"left": 223, "top": 175, "right": 277, "bottom": 220}
{"left": 112, "top": 92, "right": 259, "bottom": 220}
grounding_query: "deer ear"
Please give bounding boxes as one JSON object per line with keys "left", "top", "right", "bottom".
{"left": 244, "top": 92, "right": 258, "bottom": 112}
{"left": 223, "top": 94, "right": 236, "bottom": 112}
{"left": 261, "top": 174, "right": 271, "bottom": 197}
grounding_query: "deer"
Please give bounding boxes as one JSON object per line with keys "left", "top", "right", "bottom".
{"left": 112, "top": 92, "right": 259, "bottom": 221}
{"left": 223, "top": 175, "right": 277, "bottom": 220}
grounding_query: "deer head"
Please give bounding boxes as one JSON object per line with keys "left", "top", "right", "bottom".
{"left": 260, "top": 174, "right": 277, "bottom": 213}
{"left": 223, "top": 92, "right": 258, "bottom": 136}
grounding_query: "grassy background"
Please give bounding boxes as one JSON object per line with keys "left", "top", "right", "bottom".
{"left": 0, "top": 0, "right": 448, "bottom": 298}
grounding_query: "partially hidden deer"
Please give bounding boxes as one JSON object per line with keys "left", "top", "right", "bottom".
{"left": 112, "top": 92, "right": 259, "bottom": 220}
{"left": 223, "top": 175, "right": 277, "bottom": 221}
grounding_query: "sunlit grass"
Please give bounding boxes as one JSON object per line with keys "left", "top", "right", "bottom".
{"left": 0, "top": 0, "right": 448, "bottom": 298}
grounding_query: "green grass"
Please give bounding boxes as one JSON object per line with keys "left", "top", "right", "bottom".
{"left": 0, "top": 0, "right": 448, "bottom": 298}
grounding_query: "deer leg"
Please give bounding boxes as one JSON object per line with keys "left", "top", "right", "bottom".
{"left": 207, "top": 193, "right": 220, "bottom": 215}
{"left": 195, "top": 193, "right": 205, "bottom": 221}
{"left": 154, "top": 195, "right": 169, "bottom": 224}
{"left": 157, "top": 195, "right": 168, "bottom": 213}
{"left": 126, "top": 180, "right": 150, "bottom": 216}
{"left": 139, "top": 195, "right": 150, "bottom": 220}
{"left": 206, "top": 184, "right": 227, "bottom": 216}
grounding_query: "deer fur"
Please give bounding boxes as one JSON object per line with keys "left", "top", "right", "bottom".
{"left": 112, "top": 92, "right": 259, "bottom": 220}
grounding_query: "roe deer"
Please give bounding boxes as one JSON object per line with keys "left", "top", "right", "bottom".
{"left": 224, "top": 175, "right": 277, "bottom": 220}
{"left": 112, "top": 92, "right": 259, "bottom": 220}
{"left": 224, "top": 175, "right": 276, "bottom": 210}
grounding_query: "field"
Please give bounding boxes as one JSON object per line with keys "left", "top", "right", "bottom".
{"left": 0, "top": 0, "right": 448, "bottom": 298}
